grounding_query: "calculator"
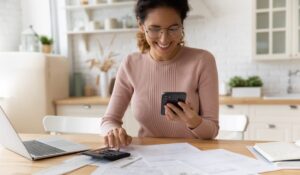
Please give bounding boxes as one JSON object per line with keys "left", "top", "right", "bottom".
{"left": 82, "top": 148, "right": 131, "bottom": 161}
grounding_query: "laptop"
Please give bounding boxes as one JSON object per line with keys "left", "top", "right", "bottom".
{"left": 0, "top": 107, "right": 89, "bottom": 160}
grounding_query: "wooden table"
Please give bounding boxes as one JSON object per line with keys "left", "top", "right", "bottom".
{"left": 0, "top": 134, "right": 299, "bottom": 175}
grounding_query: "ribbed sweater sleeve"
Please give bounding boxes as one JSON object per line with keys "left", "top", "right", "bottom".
{"left": 100, "top": 55, "right": 133, "bottom": 135}
{"left": 188, "top": 52, "right": 219, "bottom": 139}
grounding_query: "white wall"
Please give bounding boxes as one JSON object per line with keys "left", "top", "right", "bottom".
{"left": 0, "top": 0, "right": 52, "bottom": 52}
{"left": 21, "top": 0, "right": 52, "bottom": 36}
{"left": 0, "top": 0, "right": 22, "bottom": 51}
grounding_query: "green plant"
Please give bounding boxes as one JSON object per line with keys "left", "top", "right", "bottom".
{"left": 39, "top": 35, "right": 53, "bottom": 45}
{"left": 246, "top": 76, "right": 263, "bottom": 87}
{"left": 228, "top": 76, "right": 247, "bottom": 87}
{"left": 228, "top": 76, "right": 263, "bottom": 87}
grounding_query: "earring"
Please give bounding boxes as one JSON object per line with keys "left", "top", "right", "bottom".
{"left": 178, "top": 31, "right": 185, "bottom": 46}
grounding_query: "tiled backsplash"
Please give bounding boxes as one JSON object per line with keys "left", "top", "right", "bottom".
{"left": 71, "top": 0, "right": 300, "bottom": 95}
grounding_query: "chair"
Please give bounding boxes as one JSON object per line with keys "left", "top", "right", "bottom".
{"left": 216, "top": 114, "right": 248, "bottom": 140}
{"left": 43, "top": 115, "right": 102, "bottom": 135}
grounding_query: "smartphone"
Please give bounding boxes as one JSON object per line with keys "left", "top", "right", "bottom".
{"left": 161, "top": 92, "right": 187, "bottom": 115}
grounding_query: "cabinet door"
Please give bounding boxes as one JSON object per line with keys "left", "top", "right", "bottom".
{"left": 294, "top": 0, "right": 300, "bottom": 57}
{"left": 292, "top": 124, "right": 300, "bottom": 141}
{"left": 248, "top": 122, "right": 292, "bottom": 141}
{"left": 253, "top": 0, "right": 292, "bottom": 60}
{"left": 248, "top": 105, "right": 300, "bottom": 141}
{"left": 219, "top": 105, "right": 249, "bottom": 115}
{"left": 56, "top": 104, "right": 107, "bottom": 117}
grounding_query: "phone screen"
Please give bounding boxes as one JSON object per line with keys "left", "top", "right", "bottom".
{"left": 161, "top": 92, "right": 187, "bottom": 115}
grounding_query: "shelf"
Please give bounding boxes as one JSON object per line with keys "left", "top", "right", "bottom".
{"left": 67, "top": 28, "right": 139, "bottom": 35}
{"left": 66, "top": 1, "right": 136, "bottom": 11}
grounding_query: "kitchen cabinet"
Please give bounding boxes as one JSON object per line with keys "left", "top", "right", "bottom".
{"left": 56, "top": 104, "right": 139, "bottom": 136}
{"left": 220, "top": 104, "right": 300, "bottom": 141}
{"left": 0, "top": 53, "right": 69, "bottom": 133}
{"left": 253, "top": 0, "right": 300, "bottom": 60}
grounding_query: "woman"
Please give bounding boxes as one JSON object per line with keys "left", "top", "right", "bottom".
{"left": 101, "top": 0, "right": 219, "bottom": 149}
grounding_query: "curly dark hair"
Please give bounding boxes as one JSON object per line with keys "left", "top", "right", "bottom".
{"left": 134, "top": 0, "right": 190, "bottom": 53}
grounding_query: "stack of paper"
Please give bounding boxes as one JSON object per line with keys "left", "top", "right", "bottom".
{"left": 92, "top": 143, "right": 278, "bottom": 175}
{"left": 252, "top": 142, "right": 300, "bottom": 169}
{"left": 34, "top": 143, "right": 280, "bottom": 175}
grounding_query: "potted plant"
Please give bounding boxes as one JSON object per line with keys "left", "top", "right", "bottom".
{"left": 229, "top": 76, "right": 263, "bottom": 97}
{"left": 39, "top": 35, "right": 53, "bottom": 54}
{"left": 86, "top": 35, "right": 118, "bottom": 97}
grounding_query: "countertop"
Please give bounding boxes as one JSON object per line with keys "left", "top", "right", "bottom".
{"left": 55, "top": 96, "right": 300, "bottom": 105}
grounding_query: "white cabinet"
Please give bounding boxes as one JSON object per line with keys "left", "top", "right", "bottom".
{"left": 248, "top": 122, "right": 292, "bottom": 141}
{"left": 0, "top": 53, "right": 69, "bottom": 133}
{"left": 253, "top": 0, "right": 300, "bottom": 60}
{"left": 220, "top": 104, "right": 300, "bottom": 141}
{"left": 56, "top": 104, "right": 139, "bottom": 136}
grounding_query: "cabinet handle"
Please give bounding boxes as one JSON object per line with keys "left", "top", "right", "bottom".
{"left": 83, "top": 105, "right": 92, "bottom": 109}
{"left": 268, "top": 124, "right": 276, "bottom": 129}
{"left": 290, "top": 105, "right": 298, "bottom": 110}
{"left": 226, "top": 105, "right": 234, "bottom": 109}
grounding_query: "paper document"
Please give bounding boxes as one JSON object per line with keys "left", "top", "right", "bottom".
{"left": 247, "top": 146, "right": 300, "bottom": 170}
{"left": 122, "top": 142, "right": 202, "bottom": 162}
{"left": 33, "top": 155, "right": 95, "bottom": 175}
{"left": 253, "top": 142, "right": 300, "bottom": 162}
{"left": 92, "top": 143, "right": 278, "bottom": 175}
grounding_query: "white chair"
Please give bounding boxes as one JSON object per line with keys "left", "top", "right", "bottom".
{"left": 43, "top": 115, "right": 102, "bottom": 135}
{"left": 216, "top": 114, "right": 248, "bottom": 140}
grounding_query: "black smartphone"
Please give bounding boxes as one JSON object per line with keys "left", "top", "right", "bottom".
{"left": 161, "top": 92, "right": 187, "bottom": 115}
{"left": 81, "top": 148, "right": 131, "bottom": 161}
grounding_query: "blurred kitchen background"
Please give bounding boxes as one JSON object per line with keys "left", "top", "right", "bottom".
{"left": 1, "top": 0, "right": 300, "bottom": 142}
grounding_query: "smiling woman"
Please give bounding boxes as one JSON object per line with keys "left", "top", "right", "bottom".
{"left": 100, "top": 0, "right": 219, "bottom": 149}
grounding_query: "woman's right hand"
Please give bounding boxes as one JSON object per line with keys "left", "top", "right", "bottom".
{"left": 104, "top": 127, "right": 132, "bottom": 149}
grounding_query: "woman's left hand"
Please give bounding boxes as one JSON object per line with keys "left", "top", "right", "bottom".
{"left": 164, "top": 102, "right": 202, "bottom": 129}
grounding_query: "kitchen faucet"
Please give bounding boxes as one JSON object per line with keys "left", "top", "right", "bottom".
{"left": 287, "top": 69, "right": 300, "bottom": 94}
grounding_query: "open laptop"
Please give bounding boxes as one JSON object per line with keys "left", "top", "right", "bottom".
{"left": 0, "top": 106, "right": 89, "bottom": 160}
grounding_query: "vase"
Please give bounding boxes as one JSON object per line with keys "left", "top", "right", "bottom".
{"left": 99, "top": 72, "right": 109, "bottom": 97}
{"left": 73, "top": 72, "right": 85, "bottom": 97}
{"left": 231, "top": 87, "right": 262, "bottom": 97}
{"left": 41, "top": 44, "right": 52, "bottom": 54}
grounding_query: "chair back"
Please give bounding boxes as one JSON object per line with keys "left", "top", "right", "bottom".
{"left": 43, "top": 115, "right": 102, "bottom": 135}
{"left": 216, "top": 114, "right": 248, "bottom": 140}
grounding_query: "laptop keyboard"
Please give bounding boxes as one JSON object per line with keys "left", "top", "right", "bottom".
{"left": 23, "top": 140, "right": 65, "bottom": 157}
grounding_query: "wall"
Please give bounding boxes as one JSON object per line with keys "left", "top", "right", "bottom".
{"left": 21, "top": 0, "right": 52, "bottom": 36}
{"left": 69, "top": 0, "right": 300, "bottom": 95}
{"left": 0, "top": 0, "right": 22, "bottom": 51}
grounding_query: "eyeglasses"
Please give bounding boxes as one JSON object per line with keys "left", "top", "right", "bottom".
{"left": 143, "top": 25, "right": 184, "bottom": 39}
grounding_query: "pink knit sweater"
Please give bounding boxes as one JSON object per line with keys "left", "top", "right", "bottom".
{"left": 100, "top": 46, "right": 219, "bottom": 139}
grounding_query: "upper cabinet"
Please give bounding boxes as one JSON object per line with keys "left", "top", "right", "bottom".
{"left": 253, "top": 0, "right": 300, "bottom": 60}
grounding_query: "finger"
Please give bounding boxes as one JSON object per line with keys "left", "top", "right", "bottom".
{"left": 108, "top": 131, "right": 115, "bottom": 148}
{"left": 165, "top": 106, "right": 179, "bottom": 120}
{"left": 126, "top": 135, "right": 132, "bottom": 145}
{"left": 104, "top": 135, "right": 109, "bottom": 147}
{"left": 167, "top": 103, "right": 184, "bottom": 116}
{"left": 164, "top": 106, "right": 172, "bottom": 120}
{"left": 186, "top": 101, "right": 194, "bottom": 110}
{"left": 118, "top": 128, "right": 127, "bottom": 146}
{"left": 113, "top": 128, "right": 121, "bottom": 150}
{"left": 178, "top": 102, "right": 191, "bottom": 112}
